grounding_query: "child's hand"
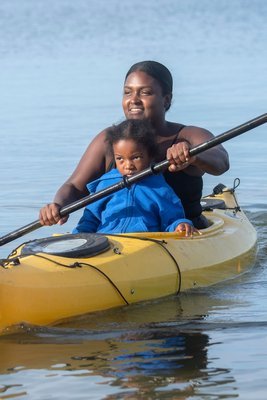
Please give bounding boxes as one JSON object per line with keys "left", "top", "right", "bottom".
{"left": 175, "top": 222, "right": 200, "bottom": 237}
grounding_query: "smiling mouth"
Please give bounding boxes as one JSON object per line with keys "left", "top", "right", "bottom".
{"left": 129, "top": 108, "right": 144, "bottom": 114}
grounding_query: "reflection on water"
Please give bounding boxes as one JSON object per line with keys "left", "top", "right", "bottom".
{"left": 0, "top": 296, "right": 223, "bottom": 398}
{"left": 1, "top": 288, "right": 267, "bottom": 398}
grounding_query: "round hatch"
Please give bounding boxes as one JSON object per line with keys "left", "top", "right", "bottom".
{"left": 21, "top": 233, "right": 110, "bottom": 258}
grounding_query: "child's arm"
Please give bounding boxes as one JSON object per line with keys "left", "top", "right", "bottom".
{"left": 174, "top": 222, "right": 200, "bottom": 237}
{"left": 72, "top": 207, "right": 101, "bottom": 233}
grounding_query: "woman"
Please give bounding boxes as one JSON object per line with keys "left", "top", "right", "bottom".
{"left": 39, "top": 60, "right": 229, "bottom": 228}
{"left": 73, "top": 119, "right": 195, "bottom": 236}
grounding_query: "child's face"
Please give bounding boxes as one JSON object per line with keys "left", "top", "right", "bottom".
{"left": 113, "top": 139, "right": 151, "bottom": 176}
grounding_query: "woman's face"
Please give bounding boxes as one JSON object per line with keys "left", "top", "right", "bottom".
{"left": 122, "top": 71, "right": 170, "bottom": 124}
{"left": 113, "top": 139, "right": 151, "bottom": 176}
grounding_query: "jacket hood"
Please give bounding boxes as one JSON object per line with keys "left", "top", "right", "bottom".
{"left": 87, "top": 169, "right": 122, "bottom": 193}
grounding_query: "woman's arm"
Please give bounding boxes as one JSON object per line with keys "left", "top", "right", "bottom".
{"left": 39, "top": 129, "right": 111, "bottom": 226}
{"left": 167, "top": 126, "right": 230, "bottom": 176}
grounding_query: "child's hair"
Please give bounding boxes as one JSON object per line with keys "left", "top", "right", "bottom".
{"left": 106, "top": 119, "right": 158, "bottom": 159}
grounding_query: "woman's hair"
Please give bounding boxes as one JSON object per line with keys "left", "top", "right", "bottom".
{"left": 106, "top": 119, "right": 158, "bottom": 159}
{"left": 125, "top": 60, "right": 173, "bottom": 110}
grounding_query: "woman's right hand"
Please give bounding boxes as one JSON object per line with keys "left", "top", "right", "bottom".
{"left": 39, "top": 203, "right": 69, "bottom": 226}
{"left": 166, "top": 141, "right": 196, "bottom": 172}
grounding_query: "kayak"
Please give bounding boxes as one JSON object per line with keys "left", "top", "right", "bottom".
{"left": 0, "top": 182, "right": 257, "bottom": 332}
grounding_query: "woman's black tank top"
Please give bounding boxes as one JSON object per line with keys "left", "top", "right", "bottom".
{"left": 163, "top": 125, "right": 203, "bottom": 219}
{"left": 164, "top": 169, "right": 203, "bottom": 219}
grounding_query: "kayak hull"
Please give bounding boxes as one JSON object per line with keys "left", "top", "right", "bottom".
{"left": 0, "top": 187, "right": 257, "bottom": 332}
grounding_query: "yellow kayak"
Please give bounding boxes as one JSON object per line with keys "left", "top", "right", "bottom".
{"left": 0, "top": 183, "right": 257, "bottom": 332}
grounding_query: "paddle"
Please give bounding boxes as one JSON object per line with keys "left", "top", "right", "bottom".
{"left": 0, "top": 113, "right": 266, "bottom": 247}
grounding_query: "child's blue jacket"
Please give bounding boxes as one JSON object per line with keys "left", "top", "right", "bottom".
{"left": 73, "top": 169, "right": 192, "bottom": 234}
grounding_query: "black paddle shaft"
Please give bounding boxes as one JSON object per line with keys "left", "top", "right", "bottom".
{"left": 0, "top": 113, "right": 266, "bottom": 247}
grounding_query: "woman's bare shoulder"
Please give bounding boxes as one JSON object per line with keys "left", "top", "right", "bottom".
{"left": 67, "top": 127, "right": 113, "bottom": 187}
{"left": 89, "top": 127, "right": 111, "bottom": 145}
{"left": 81, "top": 126, "right": 114, "bottom": 158}
{"left": 179, "top": 125, "right": 214, "bottom": 146}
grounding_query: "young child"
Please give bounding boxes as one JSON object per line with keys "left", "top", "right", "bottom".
{"left": 73, "top": 119, "right": 196, "bottom": 236}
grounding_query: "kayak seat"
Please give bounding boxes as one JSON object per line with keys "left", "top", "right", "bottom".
{"left": 201, "top": 198, "right": 226, "bottom": 211}
{"left": 21, "top": 233, "right": 110, "bottom": 258}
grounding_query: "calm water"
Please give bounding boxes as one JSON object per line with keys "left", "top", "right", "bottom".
{"left": 1, "top": 0, "right": 267, "bottom": 398}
